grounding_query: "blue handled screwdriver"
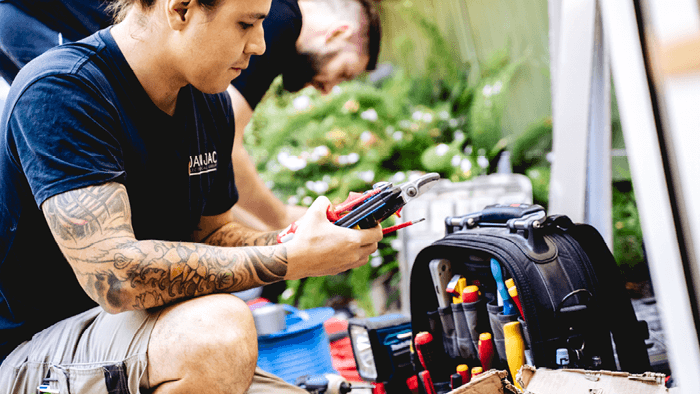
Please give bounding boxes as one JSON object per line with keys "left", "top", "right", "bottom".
{"left": 490, "top": 258, "right": 516, "bottom": 315}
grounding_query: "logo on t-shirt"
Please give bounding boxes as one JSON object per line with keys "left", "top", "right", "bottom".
{"left": 189, "top": 151, "right": 218, "bottom": 176}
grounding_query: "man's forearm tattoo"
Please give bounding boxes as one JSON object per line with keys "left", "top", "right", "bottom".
{"left": 43, "top": 183, "right": 289, "bottom": 311}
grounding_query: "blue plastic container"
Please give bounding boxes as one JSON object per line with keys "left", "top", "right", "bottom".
{"left": 256, "top": 305, "right": 336, "bottom": 383}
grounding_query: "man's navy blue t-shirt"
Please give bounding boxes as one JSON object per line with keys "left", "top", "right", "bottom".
{"left": 231, "top": 0, "right": 302, "bottom": 109}
{"left": 2, "top": 0, "right": 112, "bottom": 42}
{"left": 0, "top": 28, "right": 238, "bottom": 361}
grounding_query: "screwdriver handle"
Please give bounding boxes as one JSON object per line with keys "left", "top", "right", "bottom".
{"left": 504, "top": 321, "right": 525, "bottom": 389}
{"left": 478, "top": 332, "right": 495, "bottom": 371}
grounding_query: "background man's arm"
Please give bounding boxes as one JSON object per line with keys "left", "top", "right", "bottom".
{"left": 227, "top": 86, "right": 307, "bottom": 230}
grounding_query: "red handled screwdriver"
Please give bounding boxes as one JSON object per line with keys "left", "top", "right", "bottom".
{"left": 478, "top": 332, "right": 495, "bottom": 371}
{"left": 419, "top": 371, "right": 436, "bottom": 394}
{"left": 382, "top": 218, "right": 425, "bottom": 235}
{"left": 414, "top": 331, "right": 438, "bottom": 376}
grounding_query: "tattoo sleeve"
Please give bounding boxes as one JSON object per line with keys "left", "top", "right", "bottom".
{"left": 42, "top": 182, "right": 288, "bottom": 313}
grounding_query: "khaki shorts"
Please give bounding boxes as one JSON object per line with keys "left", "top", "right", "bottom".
{"left": 0, "top": 306, "right": 306, "bottom": 394}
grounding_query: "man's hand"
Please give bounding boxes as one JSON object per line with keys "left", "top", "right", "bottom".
{"left": 283, "top": 196, "right": 383, "bottom": 280}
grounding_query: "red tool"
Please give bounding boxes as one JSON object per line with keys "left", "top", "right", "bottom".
{"left": 508, "top": 285, "right": 525, "bottom": 318}
{"left": 461, "top": 285, "right": 480, "bottom": 303}
{"left": 456, "top": 364, "right": 470, "bottom": 384}
{"left": 277, "top": 173, "right": 439, "bottom": 243}
{"left": 277, "top": 188, "right": 382, "bottom": 243}
{"left": 414, "top": 332, "right": 437, "bottom": 374}
{"left": 419, "top": 370, "right": 436, "bottom": 394}
{"left": 471, "top": 366, "right": 483, "bottom": 377}
{"left": 382, "top": 218, "right": 425, "bottom": 235}
{"left": 405, "top": 375, "right": 420, "bottom": 394}
{"left": 478, "top": 332, "right": 495, "bottom": 371}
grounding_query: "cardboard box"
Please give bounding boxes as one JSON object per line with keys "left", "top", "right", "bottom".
{"left": 447, "top": 370, "right": 521, "bottom": 394}
{"left": 445, "top": 366, "right": 675, "bottom": 394}
{"left": 518, "top": 365, "right": 673, "bottom": 394}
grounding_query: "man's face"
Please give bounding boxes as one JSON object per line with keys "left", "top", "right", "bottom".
{"left": 176, "top": 0, "right": 271, "bottom": 94}
{"left": 282, "top": 43, "right": 369, "bottom": 94}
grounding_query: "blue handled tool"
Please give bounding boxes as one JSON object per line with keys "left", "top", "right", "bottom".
{"left": 490, "top": 258, "right": 516, "bottom": 315}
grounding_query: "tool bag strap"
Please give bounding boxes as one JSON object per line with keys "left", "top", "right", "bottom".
{"left": 544, "top": 216, "right": 651, "bottom": 373}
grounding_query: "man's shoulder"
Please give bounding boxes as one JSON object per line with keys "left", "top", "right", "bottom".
{"left": 13, "top": 32, "right": 109, "bottom": 89}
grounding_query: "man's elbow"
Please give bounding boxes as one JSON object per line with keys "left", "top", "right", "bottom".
{"left": 85, "top": 283, "right": 141, "bottom": 315}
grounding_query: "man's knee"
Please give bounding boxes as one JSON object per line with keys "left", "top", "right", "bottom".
{"left": 147, "top": 294, "right": 258, "bottom": 393}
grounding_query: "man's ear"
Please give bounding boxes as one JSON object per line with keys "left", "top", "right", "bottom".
{"left": 324, "top": 22, "right": 355, "bottom": 44}
{"left": 166, "top": 0, "right": 192, "bottom": 30}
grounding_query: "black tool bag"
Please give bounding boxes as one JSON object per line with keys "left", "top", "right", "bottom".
{"left": 408, "top": 204, "right": 651, "bottom": 379}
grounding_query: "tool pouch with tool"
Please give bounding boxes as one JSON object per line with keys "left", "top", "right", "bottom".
{"left": 408, "top": 204, "right": 651, "bottom": 385}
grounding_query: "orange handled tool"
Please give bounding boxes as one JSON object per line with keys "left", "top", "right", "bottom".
{"left": 478, "top": 332, "right": 495, "bottom": 371}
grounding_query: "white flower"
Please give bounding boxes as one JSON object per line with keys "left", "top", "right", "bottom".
{"left": 347, "top": 152, "right": 360, "bottom": 164}
{"left": 385, "top": 125, "right": 395, "bottom": 135}
{"left": 391, "top": 172, "right": 406, "bottom": 183}
{"left": 360, "top": 131, "right": 373, "bottom": 143}
{"left": 492, "top": 81, "right": 503, "bottom": 94}
{"left": 451, "top": 155, "right": 462, "bottom": 167}
{"left": 370, "top": 255, "right": 383, "bottom": 268}
{"left": 302, "top": 196, "right": 314, "bottom": 206}
{"left": 460, "top": 159, "right": 472, "bottom": 172}
{"left": 390, "top": 238, "right": 403, "bottom": 251}
{"left": 464, "top": 146, "right": 473, "bottom": 155}
{"left": 331, "top": 85, "right": 342, "bottom": 95}
{"left": 422, "top": 112, "right": 434, "bottom": 123}
{"left": 281, "top": 288, "right": 295, "bottom": 300}
{"left": 392, "top": 131, "right": 404, "bottom": 141}
{"left": 338, "top": 155, "right": 349, "bottom": 165}
{"left": 530, "top": 169, "right": 541, "bottom": 179}
{"left": 482, "top": 85, "right": 493, "bottom": 97}
{"left": 439, "top": 111, "right": 450, "bottom": 120}
{"left": 454, "top": 130, "right": 465, "bottom": 141}
{"left": 310, "top": 145, "right": 330, "bottom": 162}
{"left": 279, "top": 154, "right": 307, "bottom": 171}
{"left": 435, "top": 143, "right": 450, "bottom": 156}
{"left": 449, "top": 118, "right": 459, "bottom": 128}
{"left": 360, "top": 108, "right": 378, "bottom": 122}
{"left": 305, "top": 180, "right": 329, "bottom": 194}
{"left": 288, "top": 196, "right": 299, "bottom": 205}
{"left": 357, "top": 170, "right": 375, "bottom": 183}
{"left": 293, "top": 95, "right": 311, "bottom": 111}
{"left": 477, "top": 155, "right": 489, "bottom": 168}
{"left": 412, "top": 111, "right": 423, "bottom": 121}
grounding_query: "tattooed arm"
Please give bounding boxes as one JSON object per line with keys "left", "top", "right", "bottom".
{"left": 41, "top": 182, "right": 287, "bottom": 313}
{"left": 41, "top": 182, "right": 383, "bottom": 314}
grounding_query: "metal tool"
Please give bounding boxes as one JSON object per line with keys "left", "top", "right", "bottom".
{"left": 278, "top": 172, "right": 440, "bottom": 242}
{"left": 334, "top": 172, "right": 440, "bottom": 229}
{"left": 295, "top": 374, "right": 374, "bottom": 394}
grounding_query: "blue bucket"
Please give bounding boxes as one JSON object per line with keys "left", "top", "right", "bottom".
{"left": 256, "top": 305, "right": 336, "bottom": 383}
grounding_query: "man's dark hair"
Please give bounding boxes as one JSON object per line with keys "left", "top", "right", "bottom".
{"left": 108, "top": 0, "right": 222, "bottom": 23}
{"left": 357, "top": 0, "right": 381, "bottom": 71}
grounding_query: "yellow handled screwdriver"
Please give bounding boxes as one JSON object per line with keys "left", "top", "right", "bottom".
{"left": 504, "top": 321, "right": 526, "bottom": 389}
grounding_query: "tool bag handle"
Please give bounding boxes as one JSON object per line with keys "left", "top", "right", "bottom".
{"left": 445, "top": 204, "right": 546, "bottom": 233}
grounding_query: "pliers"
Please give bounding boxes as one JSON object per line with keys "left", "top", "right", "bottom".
{"left": 277, "top": 172, "right": 440, "bottom": 243}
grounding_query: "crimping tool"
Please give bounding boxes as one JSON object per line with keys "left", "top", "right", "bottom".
{"left": 277, "top": 172, "right": 440, "bottom": 243}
